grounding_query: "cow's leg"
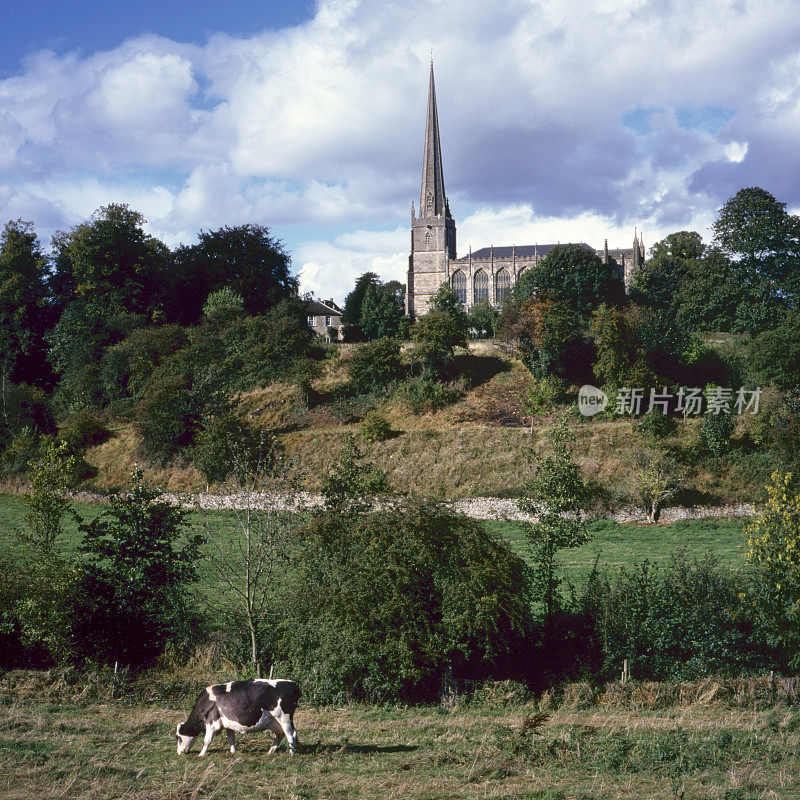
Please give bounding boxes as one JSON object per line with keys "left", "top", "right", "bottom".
{"left": 272, "top": 703, "right": 297, "bottom": 756}
{"left": 226, "top": 729, "right": 236, "bottom": 754}
{"left": 266, "top": 717, "right": 284, "bottom": 755}
{"left": 198, "top": 724, "right": 216, "bottom": 757}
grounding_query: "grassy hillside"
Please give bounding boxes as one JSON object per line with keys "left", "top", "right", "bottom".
{"left": 74, "top": 338, "right": 777, "bottom": 505}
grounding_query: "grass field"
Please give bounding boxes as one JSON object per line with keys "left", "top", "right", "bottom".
{"left": 0, "top": 494, "right": 750, "bottom": 586}
{"left": 1, "top": 678, "right": 798, "bottom": 800}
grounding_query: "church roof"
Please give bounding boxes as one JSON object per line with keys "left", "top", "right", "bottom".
{"left": 455, "top": 243, "right": 595, "bottom": 262}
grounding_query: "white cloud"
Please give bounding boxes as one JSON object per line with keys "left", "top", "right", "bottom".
{"left": 1, "top": 0, "right": 800, "bottom": 300}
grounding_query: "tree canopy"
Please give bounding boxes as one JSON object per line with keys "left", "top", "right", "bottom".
{"left": 513, "top": 244, "right": 625, "bottom": 314}
{"left": 170, "top": 224, "right": 297, "bottom": 324}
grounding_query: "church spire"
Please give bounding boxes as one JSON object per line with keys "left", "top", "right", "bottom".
{"left": 420, "top": 62, "right": 448, "bottom": 219}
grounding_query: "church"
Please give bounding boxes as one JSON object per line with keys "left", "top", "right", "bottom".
{"left": 406, "top": 65, "right": 645, "bottom": 316}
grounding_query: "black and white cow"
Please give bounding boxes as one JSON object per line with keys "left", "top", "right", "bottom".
{"left": 176, "top": 679, "right": 300, "bottom": 757}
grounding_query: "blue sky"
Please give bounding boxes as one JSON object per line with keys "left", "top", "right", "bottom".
{"left": 0, "top": 1, "right": 315, "bottom": 78}
{"left": 2, "top": 0, "right": 800, "bottom": 302}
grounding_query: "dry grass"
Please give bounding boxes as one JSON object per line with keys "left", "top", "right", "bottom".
{"left": 2, "top": 671, "right": 800, "bottom": 799}
{"left": 84, "top": 423, "right": 205, "bottom": 493}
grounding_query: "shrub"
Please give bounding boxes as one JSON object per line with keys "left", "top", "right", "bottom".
{"left": 637, "top": 409, "right": 677, "bottom": 439}
{"left": 500, "top": 299, "right": 592, "bottom": 383}
{"left": 521, "top": 376, "right": 566, "bottom": 425}
{"left": 135, "top": 373, "right": 196, "bottom": 463}
{"left": 748, "top": 311, "right": 800, "bottom": 391}
{"left": 321, "top": 436, "right": 388, "bottom": 515}
{"left": 58, "top": 409, "right": 111, "bottom": 452}
{"left": 326, "top": 325, "right": 339, "bottom": 340}
{"left": 348, "top": 337, "right": 403, "bottom": 393}
{"left": 578, "top": 550, "right": 769, "bottom": 681}
{"left": 202, "top": 287, "right": 244, "bottom": 321}
{"left": 360, "top": 410, "right": 393, "bottom": 443}
{"left": 403, "top": 375, "right": 462, "bottom": 413}
{"left": 278, "top": 501, "right": 532, "bottom": 703}
{"left": 75, "top": 467, "right": 204, "bottom": 667}
{"left": 746, "top": 471, "right": 800, "bottom": 672}
{"left": 411, "top": 310, "right": 467, "bottom": 379}
{"left": 193, "top": 416, "right": 277, "bottom": 485}
{"left": 700, "top": 411, "right": 736, "bottom": 455}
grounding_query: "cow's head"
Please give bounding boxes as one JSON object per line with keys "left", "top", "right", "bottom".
{"left": 176, "top": 723, "right": 197, "bottom": 754}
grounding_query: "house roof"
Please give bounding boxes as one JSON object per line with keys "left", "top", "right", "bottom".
{"left": 305, "top": 299, "right": 341, "bottom": 316}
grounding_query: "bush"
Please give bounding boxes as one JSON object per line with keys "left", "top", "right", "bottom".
{"left": 75, "top": 468, "right": 204, "bottom": 667}
{"left": 277, "top": 502, "right": 532, "bottom": 703}
{"left": 58, "top": 409, "right": 111, "bottom": 452}
{"left": 746, "top": 471, "right": 800, "bottom": 672}
{"left": 193, "top": 416, "right": 277, "bottom": 485}
{"left": 578, "top": 550, "right": 769, "bottom": 681}
{"left": 403, "top": 376, "right": 462, "bottom": 413}
{"left": 348, "top": 337, "right": 403, "bottom": 393}
{"left": 500, "top": 299, "right": 593, "bottom": 383}
{"left": 135, "top": 373, "right": 196, "bottom": 463}
{"left": 360, "top": 410, "right": 393, "bottom": 443}
{"left": 637, "top": 409, "right": 677, "bottom": 439}
{"left": 411, "top": 310, "right": 467, "bottom": 379}
{"left": 700, "top": 412, "right": 736, "bottom": 455}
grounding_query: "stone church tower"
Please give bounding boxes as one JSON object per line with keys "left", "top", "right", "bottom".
{"left": 407, "top": 64, "right": 456, "bottom": 316}
{"left": 406, "top": 66, "right": 643, "bottom": 317}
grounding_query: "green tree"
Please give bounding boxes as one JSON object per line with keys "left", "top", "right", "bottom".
{"left": 674, "top": 247, "right": 781, "bottom": 334}
{"left": 280, "top": 501, "right": 531, "bottom": 702}
{"left": 0, "top": 220, "right": 51, "bottom": 387}
{"left": 713, "top": 187, "right": 800, "bottom": 293}
{"left": 18, "top": 439, "right": 78, "bottom": 559}
{"left": 746, "top": 471, "right": 800, "bottom": 671}
{"left": 360, "top": 281, "right": 405, "bottom": 339}
{"left": 468, "top": 300, "right": 499, "bottom": 338}
{"left": 169, "top": 225, "right": 297, "bottom": 323}
{"left": 513, "top": 244, "right": 625, "bottom": 315}
{"left": 47, "top": 298, "right": 147, "bottom": 410}
{"left": 749, "top": 311, "right": 800, "bottom": 391}
{"left": 11, "top": 439, "right": 81, "bottom": 663}
{"left": 411, "top": 310, "right": 467, "bottom": 379}
{"left": 518, "top": 419, "right": 590, "bottom": 626}
{"left": 321, "top": 435, "right": 389, "bottom": 516}
{"left": 342, "top": 272, "right": 379, "bottom": 331}
{"left": 628, "top": 231, "right": 704, "bottom": 310}
{"left": 51, "top": 204, "right": 169, "bottom": 316}
{"left": 428, "top": 283, "right": 469, "bottom": 331}
{"left": 75, "top": 467, "right": 203, "bottom": 666}
{"left": 348, "top": 337, "right": 404, "bottom": 393}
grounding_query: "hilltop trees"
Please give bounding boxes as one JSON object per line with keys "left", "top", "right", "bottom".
{"left": 513, "top": 243, "right": 624, "bottom": 314}
{"left": 169, "top": 224, "right": 297, "bottom": 324}
{"left": 0, "top": 221, "right": 51, "bottom": 387}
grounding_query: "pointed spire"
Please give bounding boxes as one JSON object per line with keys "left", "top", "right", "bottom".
{"left": 420, "top": 63, "right": 448, "bottom": 219}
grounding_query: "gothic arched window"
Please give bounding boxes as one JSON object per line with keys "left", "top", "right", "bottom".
{"left": 425, "top": 231, "right": 431, "bottom": 247}
{"left": 451, "top": 270, "right": 466, "bottom": 305}
{"left": 473, "top": 270, "right": 488, "bottom": 304}
{"left": 495, "top": 269, "right": 511, "bottom": 305}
